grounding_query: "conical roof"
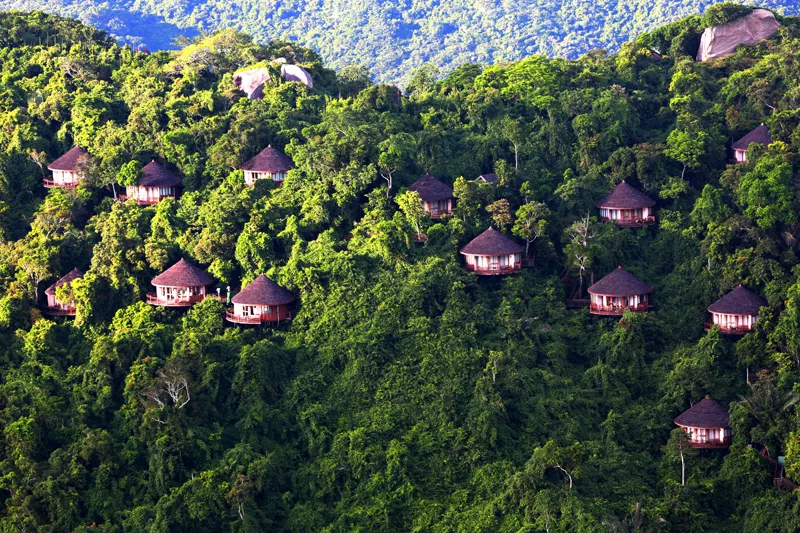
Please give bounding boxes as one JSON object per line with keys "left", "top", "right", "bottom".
{"left": 708, "top": 285, "right": 766, "bottom": 316}
{"left": 596, "top": 180, "right": 656, "bottom": 209}
{"left": 232, "top": 274, "right": 295, "bottom": 306}
{"left": 732, "top": 124, "right": 771, "bottom": 151}
{"left": 45, "top": 268, "right": 83, "bottom": 296}
{"left": 674, "top": 397, "right": 730, "bottom": 428}
{"left": 139, "top": 160, "right": 182, "bottom": 187}
{"left": 48, "top": 146, "right": 88, "bottom": 171}
{"left": 409, "top": 173, "right": 454, "bottom": 201}
{"left": 588, "top": 266, "right": 652, "bottom": 296}
{"left": 460, "top": 227, "right": 524, "bottom": 256}
{"left": 240, "top": 145, "right": 294, "bottom": 173}
{"left": 151, "top": 258, "right": 215, "bottom": 287}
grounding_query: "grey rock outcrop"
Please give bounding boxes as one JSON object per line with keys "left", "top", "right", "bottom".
{"left": 697, "top": 9, "right": 780, "bottom": 62}
{"left": 233, "top": 63, "right": 314, "bottom": 100}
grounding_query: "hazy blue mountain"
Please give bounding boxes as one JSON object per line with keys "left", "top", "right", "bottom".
{"left": 1, "top": 0, "right": 797, "bottom": 82}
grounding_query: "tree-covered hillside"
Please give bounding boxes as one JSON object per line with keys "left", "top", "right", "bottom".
{"left": 3, "top": 5, "right": 800, "bottom": 531}
{"left": 1, "top": 0, "right": 800, "bottom": 83}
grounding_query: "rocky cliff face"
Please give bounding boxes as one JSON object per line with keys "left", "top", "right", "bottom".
{"left": 697, "top": 9, "right": 780, "bottom": 62}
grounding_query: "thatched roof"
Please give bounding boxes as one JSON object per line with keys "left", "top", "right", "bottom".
{"left": 45, "top": 268, "right": 83, "bottom": 296}
{"left": 708, "top": 285, "right": 766, "bottom": 315}
{"left": 732, "top": 124, "right": 772, "bottom": 151}
{"left": 674, "top": 397, "right": 730, "bottom": 428}
{"left": 48, "top": 146, "right": 88, "bottom": 171}
{"left": 475, "top": 173, "right": 499, "bottom": 184}
{"left": 241, "top": 145, "right": 295, "bottom": 173}
{"left": 232, "top": 274, "right": 295, "bottom": 306}
{"left": 460, "top": 227, "right": 524, "bottom": 256}
{"left": 152, "top": 259, "right": 215, "bottom": 287}
{"left": 588, "top": 267, "right": 652, "bottom": 296}
{"left": 409, "top": 173, "right": 454, "bottom": 201}
{"left": 139, "top": 160, "right": 182, "bottom": 188}
{"left": 596, "top": 180, "right": 656, "bottom": 209}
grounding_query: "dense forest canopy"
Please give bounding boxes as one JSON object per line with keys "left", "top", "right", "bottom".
{"left": 1, "top": 0, "right": 800, "bottom": 83}
{"left": 2, "top": 4, "right": 800, "bottom": 531}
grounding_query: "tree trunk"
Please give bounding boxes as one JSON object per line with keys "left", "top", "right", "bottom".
{"left": 680, "top": 448, "right": 685, "bottom": 486}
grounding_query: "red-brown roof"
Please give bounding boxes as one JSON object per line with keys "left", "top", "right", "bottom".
{"left": 240, "top": 145, "right": 294, "bottom": 173}
{"left": 139, "top": 160, "right": 182, "bottom": 188}
{"left": 674, "top": 397, "right": 730, "bottom": 428}
{"left": 588, "top": 266, "right": 652, "bottom": 296}
{"left": 231, "top": 274, "right": 295, "bottom": 306}
{"left": 708, "top": 285, "right": 766, "bottom": 316}
{"left": 48, "top": 146, "right": 89, "bottom": 171}
{"left": 596, "top": 180, "right": 656, "bottom": 209}
{"left": 409, "top": 173, "right": 454, "bottom": 201}
{"left": 151, "top": 258, "right": 215, "bottom": 287}
{"left": 460, "top": 227, "right": 524, "bottom": 256}
{"left": 732, "top": 124, "right": 771, "bottom": 151}
{"left": 44, "top": 268, "right": 83, "bottom": 296}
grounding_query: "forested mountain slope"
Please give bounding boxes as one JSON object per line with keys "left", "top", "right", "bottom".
{"left": 3, "top": 4, "right": 800, "bottom": 531}
{"left": 1, "top": 0, "right": 800, "bottom": 82}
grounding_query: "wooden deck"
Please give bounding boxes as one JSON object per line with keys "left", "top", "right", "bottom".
{"left": 43, "top": 178, "right": 79, "bottom": 189}
{"left": 466, "top": 263, "right": 522, "bottom": 275}
{"left": 601, "top": 216, "right": 656, "bottom": 228}
{"left": 41, "top": 306, "right": 77, "bottom": 317}
{"left": 590, "top": 303, "right": 649, "bottom": 315}
{"left": 704, "top": 322, "right": 753, "bottom": 336}
{"left": 225, "top": 308, "right": 291, "bottom": 325}
{"left": 688, "top": 437, "right": 731, "bottom": 449}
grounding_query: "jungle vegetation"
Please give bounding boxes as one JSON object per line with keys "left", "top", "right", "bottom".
{"left": 0, "top": 5, "right": 800, "bottom": 532}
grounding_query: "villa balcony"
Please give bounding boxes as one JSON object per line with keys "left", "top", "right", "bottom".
{"left": 601, "top": 215, "right": 657, "bottom": 228}
{"left": 465, "top": 263, "right": 522, "bottom": 275}
{"left": 41, "top": 305, "right": 77, "bottom": 317}
{"left": 704, "top": 322, "right": 754, "bottom": 336}
{"left": 225, "top": 308, "right": 291, "bottom": 324}
{"left": 688, "top": 436, "right": 732, "bottom": 449}
{"left": 589, "top": 303, "right": 649, "bottom": 316}
{"left": 43, "top": 178, "right": 79, "bottom": 189}
{"left": 146, "top": 293, "right": 206, "bottom": 307}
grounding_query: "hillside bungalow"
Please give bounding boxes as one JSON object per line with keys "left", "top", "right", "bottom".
{"left": 226, "top": 274, "right": 295, "bottom": 325}
{"left": 42, "top": 268, "right": 83, "bottom": 316}
{"left": 45, "top": 146, "right": 89, "bottom": 188}
{"left": 674, "top": 397, "right": 732, "bottom": 449}
{"left": 706, "top": 285, "right": 766, "bottom": 335}
{"left": 596, "top": 180, "right": 656, "bottom": 227}
{"left": 733, "top": 123, "right": 771, "bottom": 163}
{"left": 126, "top": 160, "right": 182, "bottom": 205}
{"left": 475, "top": 173, "right": 499, "bottom": 185}
{"left": 409, "top": 173, "right": 454, "bottom": 219}
{"left": 460, "top": 227, "right": 524, "bottom": 275}
{"left": 587, "top": 266, "right": 652, "bottom": 315}
{"left": 240, "top": 145, "right": 294, "bottom": 187}
{"left": 147, "top": 259, "right": 215, "bottom": 307}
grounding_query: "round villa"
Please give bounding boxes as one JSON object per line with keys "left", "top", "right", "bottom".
{"left": 45, "top": 146, "right": 89, "bottom": 189}
{"left": 240, "top": 145, "right": 294, "bottom": 187}
{"left": 732, "top": 123, "right": 771, "bottom": 163}
{"left": 409, "top": 173, "right": 455, "bottom": 219}
{"left": 42, "top": 268, "right": 83, "bottom": 316}
{"left": 587, "top": 266, "right": 652, "bottom": 315}
{"left": 226, "top": 274, "right": 295, "bottom": 325}
{"left": 126, "top": 160, "right": 182, "bottom": 205}
{"left": 596, "top": 180, "right": 656, "bottom": 227}
{"left": 460, "top": 227, "right": 524, "bottom": 275}
{"left": 147, "top": 259, "right": 216, "bottom": 307}
{"left": 706, "top": 285, "right": 766, "bottom": 335}
{"left": 674, "top": 397, "right": 731, "bottom": 449}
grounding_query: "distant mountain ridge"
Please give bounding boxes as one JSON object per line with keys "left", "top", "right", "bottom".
{"left": 0, "top": 0, "right": 798, "bottom": 82}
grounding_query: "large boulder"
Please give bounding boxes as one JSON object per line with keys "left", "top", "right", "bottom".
{"left": 233, "top": 68, "right": 271, "bottom": 99}
{"left": 233, "top": 64, "right": 314, "bottom": 99}
{"left": 697, "top": 9, "right": 780, "bottom": 62}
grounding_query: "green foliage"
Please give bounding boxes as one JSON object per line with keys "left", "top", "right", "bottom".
{"left": 0, "top": 8, "right": 798, "bottom": 532}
